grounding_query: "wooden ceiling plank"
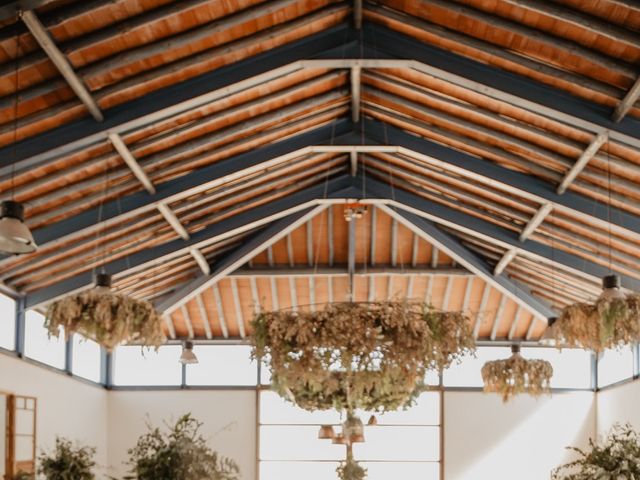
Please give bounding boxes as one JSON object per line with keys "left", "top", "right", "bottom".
{"left": 156, "top": 204, "right": 330, "bottom": 314}
{"left": 508, "top": 305, "right": 523, "bottom": 341}
{"left": 212, "top": 284, "right": 229, "bottom": 339}
{"left": 20, "top": 10, "right": 103, "bottom": 121}
{"left": 230, "top": 278, "right": 246, "bottom": 338}
{"left": 180, "top": 304, "right": 195, "bottom": 339}
{"left": 378, "top": 202, "right": 556, "bottom": 321}
{"left": 490, "top": 294, "right": 507, "bottom": 341}
{"left": 195, "top": 293, "right": 213, "bottom": 340}
{"left": 501, "top": 0, "right": 640, "bottom": 50}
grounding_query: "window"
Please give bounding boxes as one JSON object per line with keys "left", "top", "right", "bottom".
{"left": 23, "top": 310, "right": 65, "bottom": 369}
{"left": 0, "top": 293, "right": 15, "bottom": 350}
{"left": 113, "top": 345, "right": 182, "bottom": 386}
{"left": 598, "top": 346, "right": 634, "bottom": 388}
{"left": 443, "top": 347, "right": 510, "bottom": 387}
{"left": 520, "top": 347, "right": 592, "bottom": 389}
{"left": 72, "top": 335, "right": 101, "bottom": 383}
{"left": 185, "top": 345, "right": 257, "bottom": 386}
{"left": 259, "top": 390, "right": 441, "bottom": 480}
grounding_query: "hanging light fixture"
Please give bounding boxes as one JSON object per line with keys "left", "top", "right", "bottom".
{"left": 481, "top": 344, "right": 553, "bottom": 402}
{"left": 0, "top": 30, "right": 35, "bottom": 255}
{"left": 179, "top": 341, "right": 198, "bottom": 365}
{"left": 0, "top": 200, "right": 36, "bottom": 253}
{"left": 318, "top": 425, "right": 336, "bottom": 440}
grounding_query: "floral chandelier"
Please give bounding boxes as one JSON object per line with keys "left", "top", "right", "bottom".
{"left": 45, "top": 272, "right": 166, "bottom": 351}
{"left": 541, "top": 274, "right": 640, "bottom": 352}
{"left": 252, "top": 301, "right": 475, "bottom": 413}
{"left": 481, "top": 345, "right": 553, "bottom": 402}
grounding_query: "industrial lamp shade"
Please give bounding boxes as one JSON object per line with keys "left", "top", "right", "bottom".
{"left": 318, "top": 425, "right": 335, "bottom": 440}
{"left": 0, "top": 200, "right": 36, "bottom": 254}
{"left": 600, "top": 274, "right": 626, "bottom": 301}
{"left": 179, "top": 341, "right": 199, "bottom": 365}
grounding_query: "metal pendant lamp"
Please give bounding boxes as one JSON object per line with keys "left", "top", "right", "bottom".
{"left": 0, "top": 199, "right": 36, "bottom": 254}
{"left": 179, "top": 341, "right": 199, "bottom": 365}
{"left": 0, "top": 31, "right": 35, "bottom": 255}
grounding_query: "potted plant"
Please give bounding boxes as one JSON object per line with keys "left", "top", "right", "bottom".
{"left": 552, "top": 423, "right": 640, "bottom": 479}
{"left": 38, "top": 437, "right": 96, "bottom": 480}
{"left": 124, "top": 413, "right": 240, "bottom": 480}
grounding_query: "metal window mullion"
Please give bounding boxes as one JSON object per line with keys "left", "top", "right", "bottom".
{"left": 15, "top": 296, "right": 26, "bottom": 356}
{"left": 100, "top": 348, "right": 113, "bottom": 389}
{"left": 65, "top": 334, "right": 74, "bottom": 375}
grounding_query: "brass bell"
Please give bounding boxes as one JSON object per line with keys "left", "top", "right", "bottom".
{"left": 318, "top": 425, "right": 335, "bottom": 440}
{"left": 350, "top": 433, "right": 365, "bottom": 443}
{"left": 367, "top": 415, "right": 378, "bottom": 426}
{"left": 332, "top": 433, "right": 349, "bottom": 445}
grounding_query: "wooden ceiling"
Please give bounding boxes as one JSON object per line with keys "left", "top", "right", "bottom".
{"left": 0, "top": 0, "right": 638, "bottom": 343}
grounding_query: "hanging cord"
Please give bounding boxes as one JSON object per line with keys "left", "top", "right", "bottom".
{"left": 92, "top": 167, "right": 110, "bottom": 279}
{"left": 606, "top": 133, "right": 612, "bottom": 274}
{"left": 11, "top": 22, "right": 20, "bottom": 200}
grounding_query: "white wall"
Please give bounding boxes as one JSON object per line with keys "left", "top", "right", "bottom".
{"left": 597, "top": 380, "right": 640, "bottom": 435}
{"left": 108, "top": 390, "right": 256, "bottom": 480}
{"left": 444, "top": 391, "right": 596, "bottom": 480}
{"left": 0, "top": 354, "right": 109, "bottom": 471}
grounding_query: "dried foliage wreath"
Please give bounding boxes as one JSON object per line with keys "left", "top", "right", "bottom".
{"left": 252, "top": 301, "right": 475, "bottom": 412}
{"left": 549, "top": 295, "right": 640, "bottom": 352}
{"left": 481, "top": 347, "right": 553, "bottom": 402}
{"left": 45, "top": 290, "right": 166, "bottom": 351}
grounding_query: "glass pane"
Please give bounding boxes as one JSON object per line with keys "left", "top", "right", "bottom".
{"left": 598, "top": 346, "right": 634, "bottom": 388}
{"left": 260, "top": 461, "right": 338, "bottom": 480}
{"left": 260, "top": 426, "right": 345, "bottom": 461}
{"left": 0, "top": 293, "right": 15, "bottom": 350}
{"left": 23, "top": 310, "right": 65, "bottom": 369}
{"left": 353, "top": 426, "right": 439, "bottom": 461}
{"left": 113, "top": 345, "right": 182, "bottom": 386}
{"left": 443, "top": 347, "right": 511, "bottom": 387}
{"left": 520, "top": 347, "right": 591, "bottom": 389}
{"left": 186, "top": 345, "right": 257, "bottom": 386}
{"left": 72, "top": 335, "right": 101, "bottom": 383}
{"left": 363, "top": 462, "right": 440, "bottom": 480}
{"left": 260, "top": 391, "right": 440, "bottom": 426}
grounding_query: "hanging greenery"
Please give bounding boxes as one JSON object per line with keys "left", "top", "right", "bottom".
{"left": 552, "top": 423, "right": 640, "bottom": 479}
{"left": 481, "top": 349, "right": 553, "bottom": 402}
{"left": 38, "top": 437, "right": 96, "bottom": 480}
{"left": 124, "top": 414, "right": 240, "bottom": 480}
{"left": 336, "top": 457, "right": 367, "bottom": 480}
{"left": 45, "top": 289, "right": 166, "bottom": 351}
{"left": 547, "top": 295, "right": 640, "bottom": 352}
{"left": 252, "top": 301, "right": 475, "bottom": 412}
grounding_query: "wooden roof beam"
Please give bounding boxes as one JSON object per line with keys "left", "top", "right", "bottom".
{"left": 365, "top": 178, "right": 640, "bottom": 293}
{"left": 351, "top": 65, "right": 361, "bottom": 123}
{"left": 0, "top": 24, "right": 356, "bottom": 175}
{"left": 557, "top": 131, "right": 609, "bottom": 194}
{"left": 190, "top": 249, "right": 210, "bottom": 276}
{"left": 354, "top": 0, "right": 362, "bottom": 29}
{"left": 20, "top": 10, "right": 103, "bottom": 121}
{"left": 501, "top": 0, "right": 640, "bottom": 50}
{"left": 24, "top": 176, "right": 355, "bottom": 309}
{"left": 0, "top": 1, "right": 56, "bottom": 23}
{"left": 231, "top": 266, "right": 470, "bottom": 277}
{"left": 108, "top": 133, "right": 155, "bottom": 194}
{"left": 363, "top": 118, "right": 640, "bottom": 244}
{"left": 157, "top": 204, "right": 189, "bottom": 241}
{"left": 613, "top": 76, "right": 640, "bottom": 123}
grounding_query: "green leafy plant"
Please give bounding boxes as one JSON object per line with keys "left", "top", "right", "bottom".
{"left": 252, "top": 301, "right": 475, "bottom": 413}
{"left": 124, "top": 414, "right": 240, "bottom": 480}
{"left": 13, "top": 472, "right": 35, "bottom": 480}
{"left": 38, "top": 437, "right": 96, "bottom": 480}
{"left": 552, "top": 423, "right": 640, "bottom": 479}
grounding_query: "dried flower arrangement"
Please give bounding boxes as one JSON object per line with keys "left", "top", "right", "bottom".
{"left": 252, "top": 301, "right": 475, "bottom": 413}
{"left": 45, "top": 289, "right": 165, "bottom": 351}
{"left": 548, "top": 295, "right": 640, "bottom": 352}
{"left": 552, "top": 423, "right": 640, "bottom": 479}
{"left": 481, "top": 346, "right": 553, "bottom": 402}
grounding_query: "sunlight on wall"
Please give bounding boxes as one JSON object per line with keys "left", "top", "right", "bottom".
{"left": 445, "top": 391, "right": 595, "bottom": 480}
